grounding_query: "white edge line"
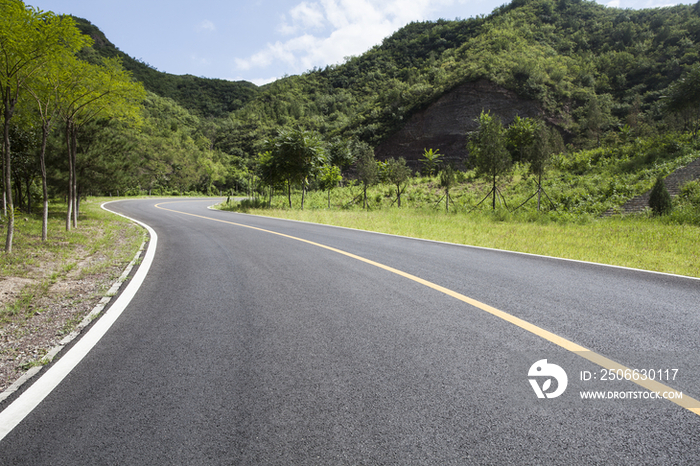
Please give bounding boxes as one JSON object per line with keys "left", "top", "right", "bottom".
{"left": 208, "top": 203, "right": 700, "bottom": 282}
{"left": 0, "top": 201, "right": 158, "bottom": 442}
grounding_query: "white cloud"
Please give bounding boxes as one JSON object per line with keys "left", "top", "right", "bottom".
{"left": 196, "top": 20, "right": 216, "bottom": 32}
{"left": 236, "top": 0, "right": 457, "bottom": 76}
{"left": 280, "top": 1, "right": 326, "bottom": 34}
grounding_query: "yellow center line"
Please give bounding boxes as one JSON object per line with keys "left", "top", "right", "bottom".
{"left": 155, "top": 201, "right": 700, "bottom": 416}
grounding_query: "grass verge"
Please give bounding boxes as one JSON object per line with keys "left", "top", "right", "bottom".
{"left": 0, "top": 198, "right": 145, "bottom": 391}
{"left": 0, "top": 198, "right": 144, "bottom": 321}
{"left": 219, "top": 206, "right": 700, "bottom": 279}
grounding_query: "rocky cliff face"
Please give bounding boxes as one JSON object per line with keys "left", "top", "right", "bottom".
{"left": 375, "top": 79, "right": 542, "bottom": 170}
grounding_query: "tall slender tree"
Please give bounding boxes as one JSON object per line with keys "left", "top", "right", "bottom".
{"left": 56, "top": 56, "right": 145, "bottom": 230}
{"left": 439, "top": 165, "right": 455, "bottom": 212}
{"left": 25, "top": 40, "right": 90, "bottom": 240}
{"left": 468, "top": 110, "right": 511, "bottom": 210}
{"left": 355, "top": 142, "right": 378, "bottom": 209}
{"left": 0, "top": 0, "right": 88, "bottom": 251}
{"left": 383, "top": 157, "right": 411, "bottom": 208}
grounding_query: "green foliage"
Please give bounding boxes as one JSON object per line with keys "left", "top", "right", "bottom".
{"left": 319, "top": 165, "right": 343, "bottom": 208}
{"left": 265, "top": 128, "right": 326, "bottom": 209}
{"left": 679, "top": 180, "right": 700, "bottom": 207}
{"left": 355, "top": 143, "right": 379, "bottom": 209}
{"left": 1, "top": 0, "right": 94, "bottom": 250}
{"left": 505, "top": 116, "right": 536, "bottom": 163}
{"left": 73, "top": 17, "right": 258, "bottom": 119}
{"left": 439, "top": 165, "right": 456, "bottom": 211}
{"left": 468, "top": 111, "right": 511, "bottom": 209}
{"left": 663, "top": 64, "right": 700, "bottom": 137}
{"left": 649, "top": 176, "right": 673, "bottom": 215}
{"left": 6, "top": 0, "right": 700, "bottom": 253}
{"left": 217, "top": 129, "right": 700, "bottom": 234}
{"left": 421, "top": 148, "right": 443, "bottom": 176}
{"left": 382, "top": 157, "right": 411, "bottom": 207}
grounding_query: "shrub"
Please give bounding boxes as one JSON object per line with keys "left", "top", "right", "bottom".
{"left": 679, "top": 180, "right": 700, "bottom": 207}
{"left": 649, "top": 176, "right": 673, "bottom": 216}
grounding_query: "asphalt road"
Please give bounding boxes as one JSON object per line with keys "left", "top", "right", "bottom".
{"left": 1, "top": 198, "right": 699, "bottom": 465}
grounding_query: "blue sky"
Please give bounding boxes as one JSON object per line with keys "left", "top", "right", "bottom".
{"left": 34, "top": 0, "right": 693, "bottom": 85}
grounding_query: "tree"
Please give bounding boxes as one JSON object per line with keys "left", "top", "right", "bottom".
{"left": 663, "top": 64, "right": 700, "bottom": 138}
{"left": 421, "top": 148, "right": 443, "bottom": 177}
{"left": 649, "top": 176, "right": 673, "bottom": 216}
{"left": 383, "top": 157, "right": 411, "bottom": 207}
{"left": 327, "top": 137, "right": 356, "bottom": 176}
{"left": 508, "top": 119, "right": 561, "bottom": 211}
{"left": 318, "top": 164, "right": 342, "bottom": 208}
{"left": 57, "top": 56, "right": 145, "bottom": 230}
{"left": 24, "top": 38, "right": 91, "bottom": 240}
{"left": 0, "top": 1, "right": 90, "bottom": 251}
{"left": 439, "top": 165, "right": 456, "bottom": 212}
{"left": 583, "top": 97, "right": 603, "bottom": 146}
{"left": 266, "top": 128, "right": 326, "bottom": 209}
{"left": 505, "top": 116, "right": 536, "bottom": 163}
{"left": 354, "top": 142, "right": 378, "bottom": 209}
{"left": 526, "top": 123, "right": 563, "bottom": 211}
{"left": 468, "top": 110, "right": 511, "bottom": 210}
{"left": 257, "top": 150, "right": 282, "bottom": 205}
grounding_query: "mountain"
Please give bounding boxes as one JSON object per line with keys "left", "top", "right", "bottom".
{"left": 223, "top": 0, "right": 700, "bottom": 163}
{"left": 66, "top": 0, "right": 700, "bottom": 175}
{"left": 73, "top": 17, "right": 259, "bottom": 119}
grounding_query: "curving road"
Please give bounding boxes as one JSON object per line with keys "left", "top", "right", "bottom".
{"left": 1, "top": 198, "right": 699, "bottom": 465}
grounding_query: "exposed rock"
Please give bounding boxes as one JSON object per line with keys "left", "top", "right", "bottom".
{"left": 375, "top": 79, "right": 543, "bottom": 170}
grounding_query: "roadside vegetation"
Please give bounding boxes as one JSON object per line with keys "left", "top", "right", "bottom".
{"left": 0, "top": 199, "right": 144, "bottom": 390}
{"left": 218, "top": 129, "right": 700, "bottom": 278}
{"left": 0, "top": 198, "right": 144, "bottom": 322}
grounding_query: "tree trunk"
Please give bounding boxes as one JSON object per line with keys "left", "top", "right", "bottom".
{"left": 65, "top": 121, "right": 73, "bottom": 231}
{"left": 537, "top": 172, "right": 542, "bottom": 211}
{"left": 71, "top": 126, "right": 78, "bottom": 228}
{"left": 25, "top": 176, "right": 32, "bottom": 214}
{"left": 40, "top": 124, "right": 49, "bottom": 240}
{"left": 15, "top": 177, "right": 22, "bottom": 213}
{"left": 492, "top": 175, "right": 497, "bottom": 210}
{"left": 4, "top": 103, "right": 15, "bottom": 253}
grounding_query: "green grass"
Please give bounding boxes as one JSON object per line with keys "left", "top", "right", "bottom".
{"left": 0, "top": 198, "right": 145, "bottom": 322}
{"left": 219, "top": 201, "right": 700, "bottom": 279}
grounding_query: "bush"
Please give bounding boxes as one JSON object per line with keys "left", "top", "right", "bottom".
{"left": 229, "top": 197, "right": 269, "bottom": 212}
{"left": 679, "top": 180, "right": 700, "bottom": 207}
{"left": 649, "top": 176, "right": 673, "bottom": 216}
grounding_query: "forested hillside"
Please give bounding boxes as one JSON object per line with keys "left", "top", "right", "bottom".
{"left": 73, "top": 17, "right": 259, "bottom": 118}
{"left": 3, "top": 0, "right": 700, "bottom": 253}
{"left": 228, "top": 0, "right": 700, "bottom": 152}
